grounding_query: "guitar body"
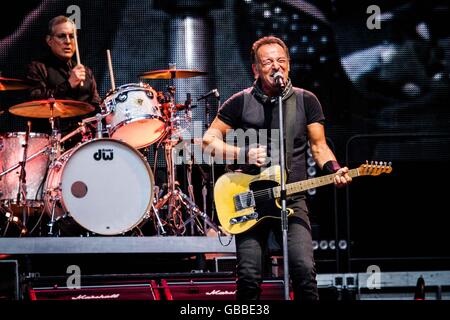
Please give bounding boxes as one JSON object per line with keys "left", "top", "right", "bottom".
{"left": 214, "top": 166, "right": 293, "bottom": 235}
{"left": 214, "top": 161, "right": 392, "bottom": 235}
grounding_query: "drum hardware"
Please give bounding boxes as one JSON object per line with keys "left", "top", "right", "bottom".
{"left": 150, "top": 203, "right": 166, "bottom": 236}
{"left": 46, "top": 193, "right": 59, "bottom": 236}
{"left": 16, "top": 121, "right": 32, "bottom": 226}
{"left": 140, "top": 66, "right": 218, "bottom": 235}
{"left": 0, "top": 76, "right": 32, "bottom": 91}
{"left": 152, "top": 101, "right": 218, "bottom": 236}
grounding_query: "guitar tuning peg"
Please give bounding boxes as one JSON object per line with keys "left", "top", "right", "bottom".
{"left": 375, "top": 161, "right": 378, "bottom": 166}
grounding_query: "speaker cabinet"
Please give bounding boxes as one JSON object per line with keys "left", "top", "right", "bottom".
{"left": 28, "top": 280, "right": 160, "bottom": 300}
{"left": 161, "top": 278, "right": 286, "bottom": 300}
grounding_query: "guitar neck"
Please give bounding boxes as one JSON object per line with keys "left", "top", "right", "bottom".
{"left": 273, "top": 168, "right": 360, "bottom": 198}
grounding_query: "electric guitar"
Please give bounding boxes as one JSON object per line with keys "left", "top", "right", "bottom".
{"left": 214, "top": 161, "right": 392, "bottom": 235}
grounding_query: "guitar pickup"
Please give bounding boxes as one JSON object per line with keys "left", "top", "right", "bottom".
{"left": 234, "top": 191, "right": 256, "bottom": 211}
{"left": 229, "top": 212, "right": 259, "bottom": 225}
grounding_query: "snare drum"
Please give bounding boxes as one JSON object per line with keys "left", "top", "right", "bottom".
{"left": 0, "top": 132, "right": 50, "bottom": 210}
{"left": 103, "top": 83, "right": 165, "bottom": 149}
{"left": 44, "top": 138, "right": 154, "bottom": 235}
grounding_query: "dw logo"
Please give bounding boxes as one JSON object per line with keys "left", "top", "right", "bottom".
{"left": 93, "top": 149, "right": 114, "bottom": 161}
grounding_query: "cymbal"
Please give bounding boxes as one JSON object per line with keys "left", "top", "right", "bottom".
{"left": 0, "top": 77, "right": 32, "bottom": 91}
{"left": 9, "top": 99, "right": 95, "bottom": 118}
{"left": 139, "top": 69, "right": 207, "bottom": 79}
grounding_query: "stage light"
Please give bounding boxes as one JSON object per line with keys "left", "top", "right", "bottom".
{"left": 307, "top": 46, "right": 315, "bottom": 54}
{"left": 307, "top": 166, "right": 316, "bottom": 177}
{"left": 312, "top": 240, "right": 319, "bottom": 250}
{"left": 319, "top": 240, "right": 328, "bottom": 250}
{"left": 338, "top": 240, "right": 348, "bottom": 250}
{"left": 329, "top": 240, "right": 336, "bottom": 250}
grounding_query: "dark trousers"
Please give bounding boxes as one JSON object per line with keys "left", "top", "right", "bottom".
{"left": 235, "top": 215, "right": 319, "bottom": 300}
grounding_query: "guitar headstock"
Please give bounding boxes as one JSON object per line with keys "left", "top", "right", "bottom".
{"left": 358, "top": 161, "right": 393, "bottom": 176}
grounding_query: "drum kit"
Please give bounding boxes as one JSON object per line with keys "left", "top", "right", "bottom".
{"left": 0, "top": 70, "right": 219, "bottom": 237}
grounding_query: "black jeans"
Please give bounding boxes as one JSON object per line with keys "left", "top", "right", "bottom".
{"left": 235, "top": 213, "right": 319, "bottom": 300}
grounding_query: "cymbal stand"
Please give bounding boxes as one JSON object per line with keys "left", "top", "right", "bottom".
{"left": 15, "top": 121, "right": 31, "bottom": 233}
{"left": 47, "top": 100, "right": 62, "bottom": 235}
{"left": 155, "top": 92, "right": 218, "bottom": 235}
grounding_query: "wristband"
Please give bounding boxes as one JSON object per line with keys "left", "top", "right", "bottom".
{"left": 323, "top": 160, "right": 341, "bottom": 174}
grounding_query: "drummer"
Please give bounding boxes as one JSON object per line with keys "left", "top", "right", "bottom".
{"left": 25, "top": 15, "right": 101, "bottom": 139}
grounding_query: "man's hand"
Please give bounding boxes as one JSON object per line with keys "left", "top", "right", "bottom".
{"left": 333, "top": 167, "right": 352, "bottom": 188}
{"left": 247, "top": 145, "right": 267, "bottom": 167}
{"left": 69, "top": 64, "right": 86, "bottom": 88}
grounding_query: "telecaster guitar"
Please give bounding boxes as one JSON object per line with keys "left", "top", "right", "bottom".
{"left": 214, "top": 161, "right": 392, "bottom": 235}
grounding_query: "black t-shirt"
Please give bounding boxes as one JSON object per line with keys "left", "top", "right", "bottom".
{"left": 217, "top": 86, "right": 325, "bottom": 185}
{"left": 24, "top": 54, "right": 101, "bottom": 136}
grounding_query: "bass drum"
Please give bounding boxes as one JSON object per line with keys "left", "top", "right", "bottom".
{"left": 44, "top": 138, "right": 154, "bottom": 235}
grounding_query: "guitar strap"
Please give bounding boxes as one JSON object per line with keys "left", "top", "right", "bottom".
{"left": 284, "top": 89, "right": 302, "bottom": 176}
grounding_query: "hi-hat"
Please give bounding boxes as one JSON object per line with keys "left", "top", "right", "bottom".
{"left": 9, "top": 99, "right": 95, "bottom": 118}
{"left": 0, "top": 77, "right": 32, "bottom": 91}
{"left": 139, "top": 69, "right": 207, "bottom": 79}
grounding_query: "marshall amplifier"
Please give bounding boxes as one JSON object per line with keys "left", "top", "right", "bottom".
{"left": 28, "top": 280, "right": 160, "bottom": 301}
{"left": 161, "top": 278, "right": 286, "bottom": 300}
{"left": 0, "top": 260, "right": 19, "bottom": 300}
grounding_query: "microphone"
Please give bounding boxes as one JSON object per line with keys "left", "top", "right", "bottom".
{"left": 197, "top": 88, "right": 220, "bottom": 101}
{"left": 272, "top": 71, "right": 285, "bottom": 90}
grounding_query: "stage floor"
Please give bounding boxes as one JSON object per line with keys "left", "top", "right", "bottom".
{"left": 0, "top": 236, "right": 236, "bottom": 254}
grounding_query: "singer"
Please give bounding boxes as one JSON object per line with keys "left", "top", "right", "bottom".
{"left": 203, "top": 36, "right": 351, "bottom": 300}
{"left": 25, "top": 15, "right": 101, "bottom": 138}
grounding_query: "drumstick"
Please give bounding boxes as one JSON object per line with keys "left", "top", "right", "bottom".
{"left": 106, "top": 49, "right": 116, "bottom": 91}
{"left": 72, "top": 21, "right": 83, "bottom": 87}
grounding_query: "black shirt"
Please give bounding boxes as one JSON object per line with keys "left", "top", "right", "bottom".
{"left": 217, "top": 86, "right": 325, "bottom": 185}
{"left": 25, "top": 54, "right": 101, "bottom": 135}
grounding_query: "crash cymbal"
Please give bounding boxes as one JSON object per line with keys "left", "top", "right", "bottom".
{"left": 139, "top": 69, "right": 207, "bottom": 79}
{"left": 0, "top": 77, "right": 32, "bottom": 91}
{"left": 9, "top": 99, "right": 95, "bottom": 118}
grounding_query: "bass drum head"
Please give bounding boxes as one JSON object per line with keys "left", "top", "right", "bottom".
{"left": 59, "top": 139, "right": 153, "bottom": 235}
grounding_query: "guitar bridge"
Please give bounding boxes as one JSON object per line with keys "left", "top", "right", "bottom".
{"left": 229, "top": 212, "right": 259, "bottom": 225}
{"left": 234, "top": 191, "right": 256, "bottom": 211}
